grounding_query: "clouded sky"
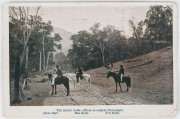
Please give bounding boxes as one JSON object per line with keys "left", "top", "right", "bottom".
{"left": 40, "top": 5, "right": 150, "bottom": 37}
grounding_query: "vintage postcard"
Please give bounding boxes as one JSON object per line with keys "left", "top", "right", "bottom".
{"left": 2, "top": 1, "right": 178, "bottom": 118}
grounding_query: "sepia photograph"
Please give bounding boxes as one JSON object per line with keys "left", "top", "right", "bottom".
{"left": 2, "top": 1, "right": 178, "bottom": 118}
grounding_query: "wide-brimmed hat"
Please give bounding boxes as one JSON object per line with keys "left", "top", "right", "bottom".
{"left": 120, "top": 65, "right": 123, "bottom": 68}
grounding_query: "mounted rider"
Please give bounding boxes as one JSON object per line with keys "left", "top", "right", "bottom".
{"left": 118, "top": 65, "right": 124, "bottom": 83}
{"left": 51, "top": 65, "right": 63, "bottom": 85}
{"left": 56, "top": 65, "right": 63, "bottom": 77}
{"left": 76, "top": 66, "right": 83, "bottom": 83}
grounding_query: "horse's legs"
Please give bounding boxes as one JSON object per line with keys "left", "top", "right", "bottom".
{"left": 51, "top": 85, "right": 54, "bottom": 95}
{"left": 126, "top": 83, "right": 129, "bottom": 92}
{"left": 54, "top": 84, "right": 57, "bottom": 94}
{"left": 118, "top": 82, "right": 122, "bottom": 92}
{"left": 63, "top": 81, "right": 69, "bottom": 96}
{"left": 115, "top": 82, "right": 117, "bottom": 92}
{"left": 76, "top": 74, "right": 79, "bottom": 83}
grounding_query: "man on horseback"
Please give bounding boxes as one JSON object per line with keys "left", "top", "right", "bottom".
{"left": 76, "top": 66, "right": 83, "bottom": 83}
{"left": 48, "top": 65, "right": 69, "bottom": 96}
{"left": 56, "top": 65, "right": 63, "bottom": 77}
{"left": 51, "top": 65, "right": 63, "bottom": 86}
{"left": 118, "top": 65, "right": 124, "bottom": 83}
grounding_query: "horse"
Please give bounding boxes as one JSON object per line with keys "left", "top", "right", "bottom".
{"left": 64, "top": 73, "right": 91, "bottom": 90}
{"left": 107, "top": 72, "right": 131, "bottom": 92}
{"left": 48, "top": 74, "right": 69, "bottom": 96}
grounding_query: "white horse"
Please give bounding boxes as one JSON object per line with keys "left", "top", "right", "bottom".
{"left": 64, "top": 73, "right": 91, "bottom": 90}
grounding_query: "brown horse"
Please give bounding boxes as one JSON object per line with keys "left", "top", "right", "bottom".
{"left": 48, "top": 74, "right": 70, "bottom": 96}
{"left": 107, "top": 72, "right": 131, "bottom": 92}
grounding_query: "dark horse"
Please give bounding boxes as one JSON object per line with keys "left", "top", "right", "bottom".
{"left": 48, "top": 74, "right": 70, "bottom": 96}
{"left": 107, "top": 72, "right": 131, "bottom": 92}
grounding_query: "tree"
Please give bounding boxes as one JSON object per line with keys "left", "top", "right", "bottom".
{"left": 67, "top": 24, "right": 126, "bottom": 70}
{"left": 9, "top": 6, "right": 41, "bottom": 71}
{"left": 45, "top": 33, "right": 62, "bottom": 70}
{"left": 90, "top": 23, "right": 109, "bottom": 65}
{"left": 67, "top": 30, "right": 92, "bottom": 69}
{"left": 38, "top": 21, "right": 53, "bottom": 70}
{"left": 9, "top": 6, "right": 42, "bottom": 104}
{"left": 105, "top": 28, "right": 127, "bottom": 62}
{"left": 144, "top": 5, "right": 173, "bottom": 44}
{"left": 128, "top": 19, "right": 144, "bottom": 55}
{"left": 55, "top": 52, "right": 66, "bottom": 68}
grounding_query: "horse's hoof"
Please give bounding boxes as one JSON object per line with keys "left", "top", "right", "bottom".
{"left": 51, "top": 93, "right": 53, "bottom": 95}
{"left": 115, "top": 90, "right": 117, "bottom": 92}
{"left": 121, "top": 90, "right": 122, "bottom": 92}
{"left": 55, "top": 92, "right": 57, "bottom": 95}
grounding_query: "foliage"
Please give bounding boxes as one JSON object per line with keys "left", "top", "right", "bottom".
{"left": 9, "top": 5, "right": 173, "bottom": 76}
{"left": 67, "top": 5, "right": 173, "bottom": 70}
{"left": 144, "top": 5, "right": 172, "bottom": 44}
{"left": 67, "top": 24, "right": 128, "bottom": 70}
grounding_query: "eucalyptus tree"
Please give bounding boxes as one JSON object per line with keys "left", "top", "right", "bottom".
{"left": 90, "top": 23, "right": 109, "bottom": 65}
{"left": 38, "top": 21, "right": 53, "bottom": 70}
{"left": 128, "top": 19, "right": 144, "bottom": 55}
{"left": 9, "top": 6, "right": 42, "bottom": 104}
{"left": 144, "top": 5, "right": 173, "bottom": 44}
{"left": 45, "top": 33, "right": 62, "bottom": 70}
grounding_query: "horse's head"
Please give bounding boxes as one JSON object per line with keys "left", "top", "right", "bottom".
{"left": 107, "top": 72, "right": 112, "bottom": 78}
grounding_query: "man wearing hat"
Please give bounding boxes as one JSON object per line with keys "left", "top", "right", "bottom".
{"left": 76, "top": 66, "right": 83, "bottom": 83}
{"left": 56, "top": 65, "right": 63, "bottom": 77}
{"left": 118, "top": 65, "right": 124, "bottom": 83}
{"left": 51, "top": 65, "right": 63, "bottom": 85}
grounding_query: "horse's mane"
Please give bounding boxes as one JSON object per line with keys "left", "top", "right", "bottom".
{"left": 109, "top": 71, "right": 117, "bottom": 75}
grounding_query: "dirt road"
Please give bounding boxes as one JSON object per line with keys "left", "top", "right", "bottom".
{"left": 12, "top": 47, "right": 173, "bottom": 105}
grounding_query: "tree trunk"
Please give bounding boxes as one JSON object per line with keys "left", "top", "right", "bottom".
{"left": 25, "top": 47, "right": 29, "bottom": 69}
{"left": 12, "top": 56, "right": 21, "bottom": 104}
{"left": 20, "top": 45, "right": 27, "bottom": 72}
{"left": 39, "top": 51, "right": 41, "bottom": 71}
{"left": 46, "top": 52, "right": 50, "bottom": 70}
{"left": 42, "top": 35, "right": 45, "bottom": 70}
{"left": 13, "top": 39, "right": 27, "bottom": 104}
{"left": 99, "top": 41, "right": 105, "bottom": 65}
{"left": 102, "top": 51, "right": 105, "bottom": 65}
{"left": 25, "top": 47, "right": 29, "bottom": 85}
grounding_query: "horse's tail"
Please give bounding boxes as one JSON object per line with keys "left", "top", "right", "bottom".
{"left": 128, "top": 77, "right": 131, "bottom": 87}
{"left": 124, "top": 76, "right": 131, "bottom": 87}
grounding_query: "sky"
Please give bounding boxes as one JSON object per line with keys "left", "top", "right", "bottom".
{"left": 40, "top": 5, "right": 150, "bottom": 37}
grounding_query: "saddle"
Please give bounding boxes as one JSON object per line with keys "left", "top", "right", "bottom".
{"left": 80, "top": 74, "right": 84, "bottom": 79}
{"left": 57, "top": 76, "right": 63, "bottom": 79}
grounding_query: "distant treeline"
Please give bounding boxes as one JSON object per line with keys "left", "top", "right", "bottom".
{"left": 9, "top": 5, "right": 172, "bottom": 74}
{"left": 66, "top": 5, "right": 172, "bottom": 70}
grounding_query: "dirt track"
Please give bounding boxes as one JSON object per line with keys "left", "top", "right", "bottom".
{"left": 11, "top": 47, "right": 173, "bottom": 105}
